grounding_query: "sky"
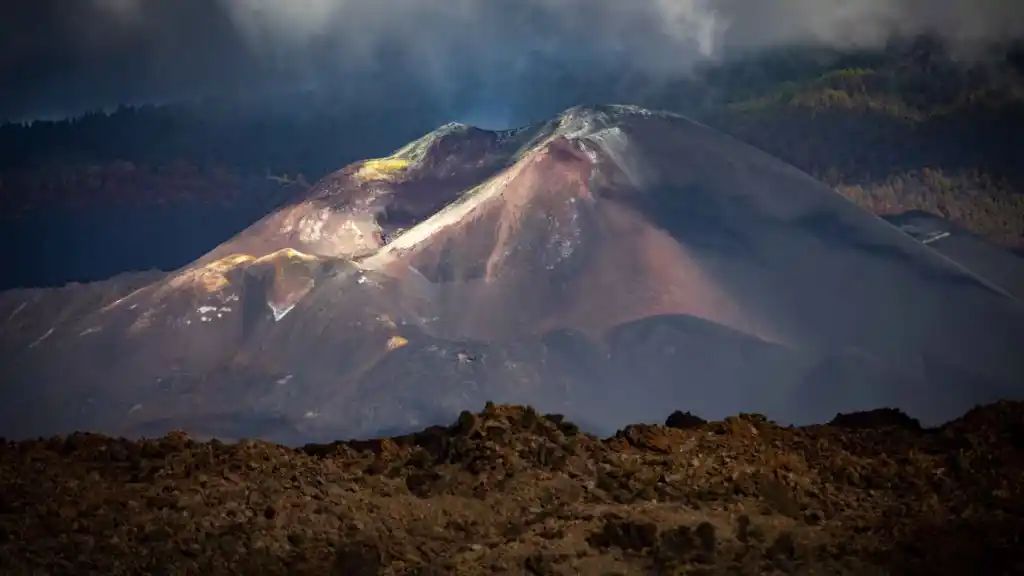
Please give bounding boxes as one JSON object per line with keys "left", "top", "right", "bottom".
{"left": 2, "top": 0, "right": 1023, "bottom": 124}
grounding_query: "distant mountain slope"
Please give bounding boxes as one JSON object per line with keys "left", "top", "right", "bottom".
{"left": 689, "top": 39, "right": 1024, "bottom": 250}
{"left": 0, "top": 164, "right": 303, "bottom": 289}
{"left": 883, "top": 210, "right": 1024, "bottom": 299}
{"left": 0, "top": 101, "right": 435, "bottom": 289}
{"left": 2, "top": 105, "right": 1021, "bottom": 443}
{"left": 3, "top": 38, "right": 1021, "bottom": 289}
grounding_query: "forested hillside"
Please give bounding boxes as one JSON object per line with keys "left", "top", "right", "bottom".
{"left": 692, "top": 38, "right": 1024, "bottom": 250}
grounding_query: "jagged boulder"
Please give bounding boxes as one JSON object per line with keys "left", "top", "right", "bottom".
{"left": 829, "top": 408, "right": 922, "bottom": 430}
{"left": 665, "top": 410, "right": 706, "bottom": 429}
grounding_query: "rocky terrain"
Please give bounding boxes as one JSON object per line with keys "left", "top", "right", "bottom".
{"left": 2, "top": 401, "right": 1022, "bottom": 575}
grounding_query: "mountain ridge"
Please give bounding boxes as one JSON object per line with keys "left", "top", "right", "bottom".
{"left": 2, "top": 104, "right": 1022, "bottom": 443}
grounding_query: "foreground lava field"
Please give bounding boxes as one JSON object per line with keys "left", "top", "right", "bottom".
{"left": 1, "top": 402, "right": 1022, "bottom": 575}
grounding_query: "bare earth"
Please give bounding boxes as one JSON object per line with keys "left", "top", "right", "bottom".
{"left": 1, "top": 402, "right": 1022, "bottom": 575}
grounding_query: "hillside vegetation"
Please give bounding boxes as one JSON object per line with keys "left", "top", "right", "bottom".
{"left": 693, "top": 38, "right": 1024, "bottom": 249}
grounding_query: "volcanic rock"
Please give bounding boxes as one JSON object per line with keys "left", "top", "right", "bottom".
{"left": 829, "top": 408, "right": 922, "bottom": 430}
{"left": 665, "top": 411, "right": 706, "bottom": 429}
{"left": 0, "top": 402, "right": 1020, "bottom": 574}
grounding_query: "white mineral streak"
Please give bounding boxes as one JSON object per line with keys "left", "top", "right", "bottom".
{"left": 6, "top": 302, "right": 26, "bottom": 322}
{"left": 28, "top": 327, "right": 54, "bottom": 348}
{"left": 268, "top": 301, "right": 297, "bottom": 322}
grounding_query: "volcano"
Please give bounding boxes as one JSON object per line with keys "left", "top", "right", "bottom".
{"left": 2, "top": 105, "right": 1023, "bottom": 443}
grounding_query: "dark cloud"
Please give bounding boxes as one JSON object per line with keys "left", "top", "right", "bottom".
{"left": 1, "top": 1, "right": 1022, "bottom": 123}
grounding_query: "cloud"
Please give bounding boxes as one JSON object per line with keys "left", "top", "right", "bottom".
{"left": 92, "top": 0, "right": 144, "bottom": 22}
{"left": 716, "top": 0, "right": 1024, "bottom": 51}
{"left": 1, "top": 1, "right": 1021, "bottom": 121}
{"left": 220, "top": 0, "right": 344, "bottom": 44}
{"left": 207, "top": 0, "right": 1023, "bottom": 57}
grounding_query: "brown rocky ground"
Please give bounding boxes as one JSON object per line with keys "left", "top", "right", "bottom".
{"left": 1, "top": 401, "right": 1022, "bottom": 575}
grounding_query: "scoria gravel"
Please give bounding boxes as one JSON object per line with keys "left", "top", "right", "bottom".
{"left": 1, "top": 402, "right": 1022, "bottom": 575}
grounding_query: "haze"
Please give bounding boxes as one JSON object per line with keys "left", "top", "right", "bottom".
{"left": 4, "top": 0, "right": 1023, "bottom": 122}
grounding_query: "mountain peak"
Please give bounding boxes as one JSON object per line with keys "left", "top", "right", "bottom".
{"left": 554, "top": 104, "right": 677, "bottom": 137}
{"left": 2, "top": 103, "right": 1022, "bottom": 443}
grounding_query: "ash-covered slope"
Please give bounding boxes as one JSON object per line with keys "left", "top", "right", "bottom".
{"left": 885, "top": 210, "right": 1024, "bottom": 300}
{"left": 2, "top": 105, "right": 1023, "bottom": 443}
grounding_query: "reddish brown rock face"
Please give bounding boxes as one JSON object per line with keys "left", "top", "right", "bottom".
{"left": 374, "top": 134, "right": 759, "bottom": 342}
{"left": 1, "top": 105, "right": 1023, "bottom": 443}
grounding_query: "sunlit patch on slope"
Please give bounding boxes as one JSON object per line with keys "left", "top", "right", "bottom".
{"left": 295, "top": 208, "right": 329, "bottom": 242}
{"left": 167, "top": 254, "right": 256, "bottom": 294}
{"left": 103, "top": 248, "right": 327, "bottom": 331}
{"left": 253, "top": 247, "right": 318, "bottom": 265}
{"left": 274, "top": 204, "right": 385, "bottom": 259}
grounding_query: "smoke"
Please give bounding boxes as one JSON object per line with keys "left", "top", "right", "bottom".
{"left": 1, "top": 1, "right": 1021, "bottom": 121}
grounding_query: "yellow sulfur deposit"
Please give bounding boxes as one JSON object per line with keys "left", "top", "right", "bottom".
{"left": 356, "top": 157, "right": 412, "bottom": 181}
{"left": 386, "top": 335, "right": 409, "bottom": 352}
